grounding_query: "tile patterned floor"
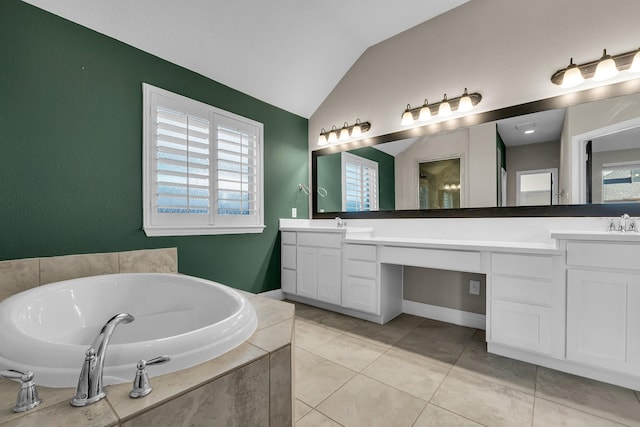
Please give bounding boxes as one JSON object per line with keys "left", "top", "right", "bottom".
{"left": 291, "top": 301, "right": 640, "bottom": 427}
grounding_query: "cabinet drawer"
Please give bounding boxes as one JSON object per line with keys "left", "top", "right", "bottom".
{"left": 492, "top": 253, "right": 553, "bottom": 280}
{"left": 491, "top": 299, "right": 551, "bottom": 354}
{"left": 567, "top": 241, "right": 640, "bottom": 270}
{"left": 281, "top": 231, "right": 296, "bottom": 245}
{"left": 297, "top": 232, "right": 342, "bottom": 248}
{"left": 281, "top": 244, "right": 296, "bottom": 269}
{"left": 491, "top": 276, "right": 553, "bottom": 306}
{"left": 342, "top": 276, "right": 378, "bottom": 314}
{"left": 344, "top": 259, "right": 377, "bottom": 279}
{"left": 281, "top": 268, "right": 296, "bottom": 294}
{"left": 344, "top": 244, "right": 376, "bottom": 261}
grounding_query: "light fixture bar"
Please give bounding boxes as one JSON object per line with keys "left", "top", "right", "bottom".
{"left": 551, "top": 47, "right": 639, "bottom": 86}
{"left": 401, "top": 90, "right": 482, "bottom": 125}
{"left": 317, "top": 119, "right": 371, "bottom": 146}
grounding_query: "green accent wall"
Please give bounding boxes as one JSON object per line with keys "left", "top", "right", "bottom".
{"left": 316, "top": 147, "right": 395, "bottom": 212}
{"left": 0, "top": 1, "right": 309, "bottom": 293}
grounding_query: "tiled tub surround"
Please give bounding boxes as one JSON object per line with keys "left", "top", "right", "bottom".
{"left": 0, "top": 249, "right": 295, "bottom": 426}
{"left": 0, "top": 248, "right": 178, "bottom": 301}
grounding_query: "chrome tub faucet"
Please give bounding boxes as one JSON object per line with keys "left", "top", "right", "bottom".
{"left": 71, "top": 313, "right": 135, "bottom": 407}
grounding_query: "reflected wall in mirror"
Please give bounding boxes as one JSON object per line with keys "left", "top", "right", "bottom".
{"left": 313, "top": 82, "right": 640, "bottom": 217}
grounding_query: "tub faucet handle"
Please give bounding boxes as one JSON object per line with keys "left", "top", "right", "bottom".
{"left": 129, "top": 355, "right": 171, "bottom": 398}
{"left": 0, "top": 369, "right": 42, "bottom": 413}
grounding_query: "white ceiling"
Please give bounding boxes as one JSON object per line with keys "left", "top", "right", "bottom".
{"left": 23, "top": 0, "right": 469, "bottom": 118}
{"left": 497, "top": 109, "right": 566, "bottom": 147}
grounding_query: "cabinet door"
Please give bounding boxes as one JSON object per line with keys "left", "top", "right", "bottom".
{"left": 567, "top": 269, "right": 640, "bottom": 374}
{"left": 316, "top": 248, "right": 341, "bottom": 305}
{"left": 296, "top": 247, "right": 317, "bottom": 299}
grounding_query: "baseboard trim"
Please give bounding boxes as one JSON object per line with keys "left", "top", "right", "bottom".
{"left": 402, "top": 300, "right": 486, "bottom": 330}
{"left": 259, "top": 289, "right": 285, "bottom": 300}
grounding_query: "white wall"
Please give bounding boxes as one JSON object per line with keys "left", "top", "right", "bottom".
{"left": 309, "top": 0, "right": 640, "bottom": 149}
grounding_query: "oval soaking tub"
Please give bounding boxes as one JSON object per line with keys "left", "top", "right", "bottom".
{"left": 0, "top": 273, "right": 257, "bottom": 388}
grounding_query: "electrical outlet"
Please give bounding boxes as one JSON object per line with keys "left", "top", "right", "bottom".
{"left": 469, "top": 280, "right": 481, "bottom": 295}
{"left": 291, "top": 207, "right": 297, "bottom": 218}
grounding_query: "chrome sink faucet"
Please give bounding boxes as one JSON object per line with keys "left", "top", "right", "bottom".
{"left": 335, "top": 216, "right": 347, "bottom": 228}
{"left": 71, "top": 313, "right": 135, "bottom": 407}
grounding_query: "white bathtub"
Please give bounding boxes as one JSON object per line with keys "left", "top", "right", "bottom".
{"left": 0, "top": 273, "right": 257, "bottom": 388}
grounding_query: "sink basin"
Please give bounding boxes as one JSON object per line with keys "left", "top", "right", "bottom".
{"left": 0, "top": 273, "right": 257, "bottom": 387}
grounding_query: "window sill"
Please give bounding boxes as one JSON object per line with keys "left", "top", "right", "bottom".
{"left": 143, "top": 225, "right": 266, "bottom": 237}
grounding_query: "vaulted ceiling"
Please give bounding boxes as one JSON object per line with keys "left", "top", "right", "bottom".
{"left": 23, "top": 0, "right": 469, "bottom": 118}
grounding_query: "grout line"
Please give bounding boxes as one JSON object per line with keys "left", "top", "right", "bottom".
{"left": 428, "top": 402, "right": 490, "bottom": 427}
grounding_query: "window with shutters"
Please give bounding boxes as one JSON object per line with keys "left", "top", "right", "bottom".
{"left": 341, "top": 152, "right": 378, "bottom": 212}
{"left": 142, "top": 83, "right": 264, "bottom": 236}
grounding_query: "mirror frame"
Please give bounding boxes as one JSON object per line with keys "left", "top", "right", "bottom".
{"left": 312, "top": 78, "right": 640, "bottom": 219}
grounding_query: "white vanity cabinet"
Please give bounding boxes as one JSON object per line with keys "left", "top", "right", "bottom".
{"left": 565, "top": 241, "right": 640, "bottom": 375}
{"left": 488, "top": 252, "right": 564, "bottom": 357}
{"left": 295, "top": 232, "right": 342, "bottom": 305}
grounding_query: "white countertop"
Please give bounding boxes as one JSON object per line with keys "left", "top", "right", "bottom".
{"left": 551, "top": 230, "right": 640, "bottom": 242}
{"left": 343, "top": 235, "right": 562, "bottom": 254}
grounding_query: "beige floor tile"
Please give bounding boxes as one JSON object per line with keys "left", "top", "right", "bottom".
{"left": 533, "top": 397, "right": 627, "bottom": 427}
{"left": 431, "top": 370, "right": 534, "bottom": 426}
{"left": 362, "top": 347, "right": 450, "bottom": 400}
{"left": 452, "top": 340, "right": 537, "bottom": 394}
{"left": 252, "top": 297, "right": 295, "bottom": 330}
{"left": 536, "top": 367, "right": 640, "bottom": 426}
{"left": 317, "top": 374, "right": 426, "bottom": 427}
{"left": 295, "top": 352, "right": 356, "bottom": 407}
{"left": 296, "top": 409, "right": 344, "bottom": 427}
{"left": 413, "top": 404, "right": 484, "bottom": 426}
{"left": 295, "top": 319, "right": 343, "bottom": 351}
{"left": 394, "top": 320, "right": 473, "bottom": 365}
{"left": 295, "top": 399, "right": 313, "bottom": 422}
{"left": 310, "top": 333, "right": 389, "bottom": 371}
{"left": 346, "top": 313, "right": 424, "bottom": 345}
{"left": 295, "top": 346, "right": 309, "bottom": 359}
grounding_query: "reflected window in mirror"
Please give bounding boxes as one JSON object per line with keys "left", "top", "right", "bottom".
{"left": 342, "top": 152, "right": 379, "bottom": 212}
{"left": 418, "top": 158, "right": 461, "bottom": 209}
{"left": 602, "top": 162, "right": 640, "bottom": 203}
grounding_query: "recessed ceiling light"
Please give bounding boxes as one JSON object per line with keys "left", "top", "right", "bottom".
{"left": 516, "top": 122, "right": 536, "bottom": 134}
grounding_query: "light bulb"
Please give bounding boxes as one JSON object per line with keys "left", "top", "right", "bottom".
{"left": 561, "top": 58, "right": 585, "bottom": 88}
{"left": 339, "top": 122, "right": 350, "bottom": 141}
{"left": 438, "top": 95, "right": 451, "bottom": 117}
{"left": 418, "top": 100, "right": 431, "bottom": 121}
{"left": 629, "top": 49, "right": 640, "bottom": 73}
{"left": 351, "top": 123, "right": 362, "bottom": 137}
{"left": 327, "top": 126, "right": 338, "bottom": 143}
{"left": 593, "top": 49, "right": 619, "bottom": 81}
{"left": 318, "top": 130, "right": 328, "bottom": 146}
{"left": 401, "top": 105, "right": 414, "bottom": 125}
{"left": 458, "top": 89, "right": 473, "bottom": 112}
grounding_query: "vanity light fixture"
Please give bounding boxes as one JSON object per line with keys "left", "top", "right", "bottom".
{"left": 551, "top": 47, "right": 640, "bottom": 88}
{"left": 401, "top": 89, "right": 482, "bottom": 125}
{"left": 317, "top": 120, "right": 371, "bottom": 146}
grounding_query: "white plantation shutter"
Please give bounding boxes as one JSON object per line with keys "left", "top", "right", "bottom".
{"left": 341, "top": 152, "right": 379, "bottom": 212}
{"left": 214, "top": 116, "right": 260, "bottom": 223}
{"left": 155, "top": 108, "right": 211, "bottom": 216}
{"left": 143, "top": 84, "right": 264, "bottom": 236}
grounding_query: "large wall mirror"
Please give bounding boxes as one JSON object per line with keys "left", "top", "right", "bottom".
{"left": 313, "top": 79, "right": 640, "bottom": 218}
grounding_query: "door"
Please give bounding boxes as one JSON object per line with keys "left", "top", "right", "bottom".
{"left": 296, "top": 247, "right": 317, "bottom": 299}
{"left": 567, "top": 269, "right": 640, "bottom": 374}
{"left": 316, "top": 248, "right": 341, "bottom": 305}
